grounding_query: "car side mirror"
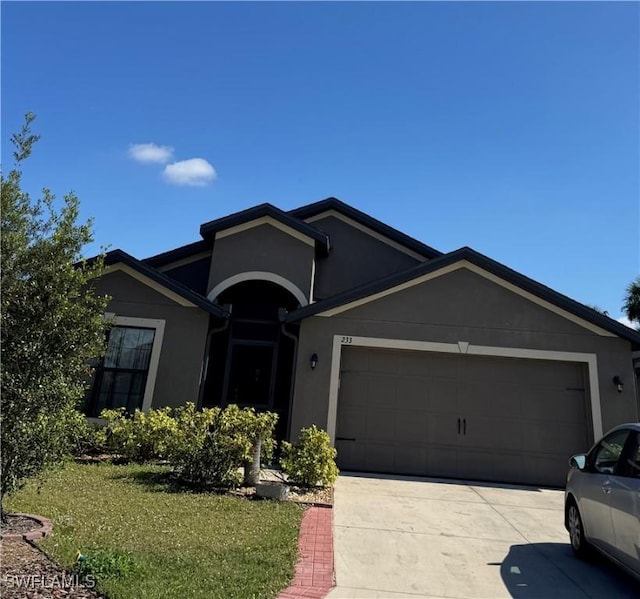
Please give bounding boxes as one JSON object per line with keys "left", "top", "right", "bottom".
{"left": 569, "top": 454, "right": 587, "bottom": 470}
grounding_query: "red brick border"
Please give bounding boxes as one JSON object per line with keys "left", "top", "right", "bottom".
{"left": 0, "top": 513, "right": 53, "bottom": 541}
{"left": 278, "top": 506, "right": 334, "bottom": 599}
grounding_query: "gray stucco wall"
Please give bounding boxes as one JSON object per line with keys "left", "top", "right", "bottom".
{"left": 291, "top": 267, "right": 638, "bottom": 441}
{"left": 207, "top": 224, "right": 315, "bottom": 303}
{"left": 309, "top": 216, "right": 422, "bottom": 299}
{"left": 92, "top": 270, "right": 209, "bottom": 409}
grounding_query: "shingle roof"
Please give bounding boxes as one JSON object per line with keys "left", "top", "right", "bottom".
{"left": 199, "top": 203, "right": 331, "bottom": 255}
{"left": 285, "top": 246, "right": 640, "bottom": 347}
{"left": 99, "top": 250, "right": 228, "bottom": 317}
{"left": 289, "top": 197, "right": 442, "bottom": 259}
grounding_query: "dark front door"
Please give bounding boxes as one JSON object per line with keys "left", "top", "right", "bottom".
{"left": 225, "top": 342, "right": 276, "bottom": 407}
{"left": 202, "top": 280, "right": 300, "bottom": 439}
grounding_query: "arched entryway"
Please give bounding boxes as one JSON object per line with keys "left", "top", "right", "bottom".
{"left": 201, "top": 279, "right": 300, "bottom": 439}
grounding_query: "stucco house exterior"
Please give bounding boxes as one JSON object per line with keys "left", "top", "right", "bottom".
{"left": 86, "top": 197, "right": 640, "bottom": 487}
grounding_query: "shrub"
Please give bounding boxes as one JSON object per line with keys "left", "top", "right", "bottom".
{"left": 171, "top": 408, "right": 248, "bottom": 489}
{"left": 99, "top": 407, "right": 178, "bottom": 463}
{"left": 170, "top": 404, "right": 279, "bottom": 489}
{"left": 280, "top": 425, "right": 339, "bottom": 488}
{"left": 221, "top": 404, "right": 278, "bottom": 485}
{"left": 65, "top": 409, "right": 103, "bottom": 457}
{"left": 97, "top": 403, "right": 280, "bottom": 488}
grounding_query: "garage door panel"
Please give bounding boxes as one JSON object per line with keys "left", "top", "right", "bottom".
{"left": 425, "top": 354, "right": 459, "bottom": 379}
{"left": 336, "top": 347, "right": 590, "bottom": 486}
{"left": 486, "top": 387, "right": 524, "bottom": 419}
{"left": 366, "top": 408, "right": 397, "bottom": 441}
{"left": 457, "top": 382, "right": 491, "bottom": 416}
{"left": 396, "top": 410, "right": 429, "bottom": 442}
{"left": 457, "top": 448, "right": 497, "bottom": 481}
{"left": 427, "top": 380, "right": 458, "bottom": 413}
{"left": 336, "top": 406, "right": 365, "bottom": 440}
{"left": 366, "top": 375, "right": 396, "bottom": 409}
{"left": 396, "top": 378, "right": 428, "bottom": 410}
{"left": 336, "top": 440, "right": 364, "bottom": 471}
{"left": 427, "top": 414, "right": 459, "bottom": 446}
{"left": 464, "top": 418, "right": 525, "bottom": 452}
{"left": 426, "top": 446, "right": 460, "bottom": 478}
{"left": 395, "top": 445, "right": 427, "bottom": 475}
{"left": 341, "top": 347, "right": 370, "bottom": 371}
{"left": 521, "top": 422, "right": 588, "bottom": 456}
{"left": 522, "top": 455, "right": 568, "bottom": 487}
{"left": 397, "top": 352, "right": 431, "bottom": 376}
{"left": 340, "top": 373, "right": 367, "bottom": 408}
{"left": 364, "top": 443, "right": 395, "bottom": 471}
{"left": 368, "top": 350, "right": 398, "bottom": 374}
{"left": 521, "top": 390, "right": 585, "bottom": 423}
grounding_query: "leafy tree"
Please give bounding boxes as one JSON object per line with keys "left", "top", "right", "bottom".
{"left": 1, "top": 113, "right": 109, "bottom": 518}
{"left": 623, "top": 276, "right": 640, "bottom": 325}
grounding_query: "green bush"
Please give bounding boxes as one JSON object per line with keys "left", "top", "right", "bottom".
{"left": 65, "top": 409, "right": 104, "bottom": 457}
{"left": 99, "top": 407, "right": 178, "bottom": 463}
{"left": 280, "top": 425, "right": 339, "bottom": 488}
{"left": 97, "top": 403, "right": 280, "bottom": 488}
{"left": 171, "top": 407, "right": 248, "bottom": 488}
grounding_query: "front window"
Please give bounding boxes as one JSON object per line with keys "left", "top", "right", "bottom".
{"left": 88, "top": 326, "right": 156, "bottom": 415}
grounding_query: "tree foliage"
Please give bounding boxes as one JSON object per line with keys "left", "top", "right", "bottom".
{"left": 1, "top": 113, "right": 109, "bottom": 512}
{"left": 623, "top": 276, "right": 640, "bottom": 325}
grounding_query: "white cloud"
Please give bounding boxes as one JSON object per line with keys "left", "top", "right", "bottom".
{"left": 617, "top": 315, "right": 638, "bottom": 330}
{"left": 128, "top": 143, "right": 174, "bottom": 164}
{"left": 163, "top": 158, "right": 217, "bottom": 186}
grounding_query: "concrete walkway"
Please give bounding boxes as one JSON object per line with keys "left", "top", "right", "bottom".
{"left": 327, "top": 473, "right": 638, "bottom": 599}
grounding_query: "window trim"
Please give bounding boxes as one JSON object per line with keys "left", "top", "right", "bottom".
{"left": 102, "top": 315, "right": 165, "bottom": 412}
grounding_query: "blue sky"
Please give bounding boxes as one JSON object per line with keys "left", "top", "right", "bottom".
{"left": 2, "top": 1, "right": 638, "bottom": 321}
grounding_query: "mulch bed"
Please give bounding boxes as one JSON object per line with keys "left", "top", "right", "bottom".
{"left": 0, "top": 539, "right": 105, "bottom": 599}
{"left": 1, "top": 515, "right": 42, "bottom": 535}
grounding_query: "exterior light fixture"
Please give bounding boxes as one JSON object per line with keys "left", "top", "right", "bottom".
{"left": 613, "top": 376, "right": 624, "bottom": 393}
{"left": 310, "top": 353, "right": 318, "bottom": 370}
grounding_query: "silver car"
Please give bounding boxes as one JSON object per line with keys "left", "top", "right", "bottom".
{"left": 565, "top": 423, "right": 640, "bottom": 579}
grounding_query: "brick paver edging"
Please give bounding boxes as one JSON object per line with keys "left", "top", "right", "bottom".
{"left": 0, "top": 513, "right": 53, "bottom": 541}
{"left": 277, "top": 506, "right": 334, "bottom": 599}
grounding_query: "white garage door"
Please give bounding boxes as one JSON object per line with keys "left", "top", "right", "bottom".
{"left": 335, "top": 347, "right": 591, "bottom": 487}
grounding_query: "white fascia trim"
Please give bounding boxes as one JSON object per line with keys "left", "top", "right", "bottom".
{"left": 318, "top": 260, "right": 615, "bottom": 337}
{"left": 112, "top": 316, "right": 166, "bottom": 412}
{"left": 215, "top": 216, "right": 315, "bottom": 247}
{"left": 207, "top": 271, "right": 309, "bottom": 307}
{"left": 103, "top": 264, "right": 196, "bottom": 308}
{"left": 326, "top": 334, "right": 603, "bottom": 445}
{"left": 157, "top": 251, "right": 211, "bottom": 273}
{"left": 305, "top": 209, "right": 428, "bottom": 262}
{"left": 310, "top": 259, "right": 316, "bottom": 304}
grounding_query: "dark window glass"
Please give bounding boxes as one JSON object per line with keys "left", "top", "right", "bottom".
{"left": 591, "top": 429, "right": 630, "bottom": 475}
{"left": 89, "top": 326, "right": 155, "bottom": 415}
{"left": 620, "top": 432, "right": 640, "bottom": 479}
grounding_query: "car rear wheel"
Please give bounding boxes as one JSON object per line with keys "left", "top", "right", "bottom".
{"left": 567, "top": 501, "right": 590, "bottom": 558}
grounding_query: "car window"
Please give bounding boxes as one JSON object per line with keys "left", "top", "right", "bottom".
{"left": 591, "top": 429, "right": 630, "bottom": 475}
{"left": 619, "top": 432, "right": 640, "bottom": 479}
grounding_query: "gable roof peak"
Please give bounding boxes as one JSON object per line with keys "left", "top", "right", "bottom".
{"left": 199, "top": 202, "right": 330, "bottom": 254}
{"left": 289, "top": 197, "right": 441, "bottom": 259}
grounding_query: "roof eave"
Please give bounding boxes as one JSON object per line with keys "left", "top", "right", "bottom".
{"left": 286, "top": 247, "right": 640, "bottom": 346}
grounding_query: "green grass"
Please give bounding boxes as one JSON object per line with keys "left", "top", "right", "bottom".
{"left": 5, "top": 462, "right": 304, "bottom": 599}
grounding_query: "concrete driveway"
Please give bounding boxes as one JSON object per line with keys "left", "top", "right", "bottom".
{"left": 327, "top": 473, "right": 639, "bottom": 599}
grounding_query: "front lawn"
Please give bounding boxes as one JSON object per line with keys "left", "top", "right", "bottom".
{"left": 4, "top": 462, "right": 303, "bottom": 599}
